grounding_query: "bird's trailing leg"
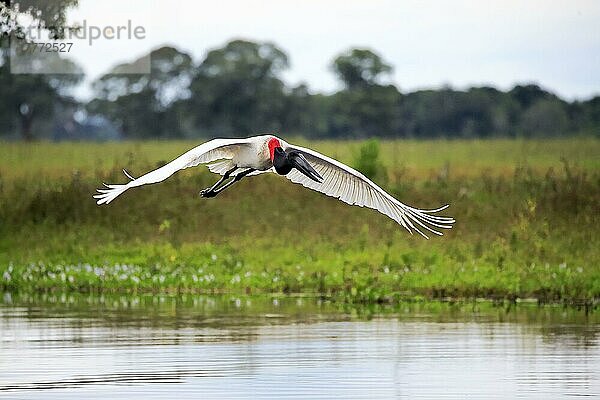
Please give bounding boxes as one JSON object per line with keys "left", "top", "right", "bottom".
{"left": 199, "top": 166, "right": 237, "bottom": 197}
{"left": 200, "top": 168, "right": 256, "bottom": 198}
{"left": 212, "top": 168, "right": 256, "bottom": 195}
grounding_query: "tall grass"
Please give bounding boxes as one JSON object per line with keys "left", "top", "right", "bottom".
{"left": 1, "top": 137, "right": 598, "bottom": 180}
{"left": 0, "top": 138, "right": 598, "bottom": 304}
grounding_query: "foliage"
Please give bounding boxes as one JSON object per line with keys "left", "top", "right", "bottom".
{"left": 0, "top": 0, "right": 79, "bottom": 40}
{"left": 329, "top": 83, "right": 402, "bottom": 138}
{"left": 80, "top": 42, "right": 599, "bottom": 140}
{"left": 2, "top": 37, "right": 600, "bottom": 140}
{"left": 352, "top": 139, "right": 386, "bottom": 181}
{"left": 187, "top": 40, "right": 289, "bottom": 136}
{"left": 332, "top": 48, "right": 392, "bottom": 89}
{"left": 0, "top": 34, "right": 83, "bottom": 140}
{"left": 0, "top": 139, "right": 598, "bottom": 304}
{"left": 0, "top": 61, "right": 82, "bottom": 140}
{"left": 80, "top": 43, "right": 600, "bottom": 140}
{"left": 87, "top": 46, "right": 196, "bottom": 139}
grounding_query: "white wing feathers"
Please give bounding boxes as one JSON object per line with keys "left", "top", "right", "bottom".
{"left": 283, "top": 144, "right": 455, "bottom": 239}
{"left": 94, "top": 138, "right": 249, "bottom": 205}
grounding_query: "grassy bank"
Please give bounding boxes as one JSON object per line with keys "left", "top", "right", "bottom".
{"left": 1, "top": 138, "right": 599, "bottom": 303}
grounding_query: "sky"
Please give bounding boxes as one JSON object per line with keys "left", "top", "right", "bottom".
{"left": 60, "top": 0, "right": 600, "bottom": 101}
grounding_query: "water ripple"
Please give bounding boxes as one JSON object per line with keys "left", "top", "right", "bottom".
{"left": 0, "top": 295, "right": 598, "bottom": 399}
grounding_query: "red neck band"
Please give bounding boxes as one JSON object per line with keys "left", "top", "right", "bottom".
{"left": 268, "top": 138, "right": 281, "bottom": 161}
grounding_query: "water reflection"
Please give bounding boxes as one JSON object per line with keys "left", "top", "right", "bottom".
{"left": 1, "top": 293, "right": 598, "bottom": 399}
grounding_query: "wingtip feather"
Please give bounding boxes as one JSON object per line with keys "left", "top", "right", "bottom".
{"left": 94, "top": 184, "right": 129, "bottom": 205}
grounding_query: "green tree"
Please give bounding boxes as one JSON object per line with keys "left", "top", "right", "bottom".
{"left": 399, "top": 87, "right": 515, "bottom": 138}
{"left": 580, "top": 97, "right": 600, "bottom": 136}
{"left": 88, "top": 46, "right": 195, "bottom": 138}
{"left": 329, "top": 48, "right": 401, "bottom": 137}
{"left": 509, "top": 84, "right": 556, "bottom": 109}
{"left": 1, "top": 0, "right": 82, "bottom": 140}
{"left": 520, "top": 99, "right": 569, "bottom": 137}
{"left": 330, "top": 84, "right": 402, "bottom": 137}
{"left": 1, "top": 0, "right": 79, "bottom": 41}
{"left": 332, "top": 48, "right": 392, "bottom": 89}
{"left": 187, "top": 39, "right": 289, "bottom": 136}
{"left": 0, "top": 47, "right": 83, "bottom": 140}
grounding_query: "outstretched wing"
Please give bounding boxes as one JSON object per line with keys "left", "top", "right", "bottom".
{"left": 94, "top": 138, "right": 251, "bottom": 205}
{"left": 282, "top": 144, "right": 455, "bottom": 238}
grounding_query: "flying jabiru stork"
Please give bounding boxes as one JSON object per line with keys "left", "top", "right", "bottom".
{"left": 94, "top": 135, "right": 455, "bottom": 238}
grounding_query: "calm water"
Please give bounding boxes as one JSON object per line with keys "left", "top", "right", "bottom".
{"left": 0, "top": 293, "right": 598, "bottom": 399}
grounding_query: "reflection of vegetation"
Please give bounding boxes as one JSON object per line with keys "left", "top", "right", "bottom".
{"left": 3, "top": 292, "right": 598, "bottom": 328}
{"left": 0, "top": 139, "right": 598, "bottom": 304}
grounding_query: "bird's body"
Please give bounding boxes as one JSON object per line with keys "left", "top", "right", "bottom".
{"left": 95, "top": 134, "right": 455, "bottom": 238}
{"left": 213, "top": 134, "right": 274, "bottom": 172}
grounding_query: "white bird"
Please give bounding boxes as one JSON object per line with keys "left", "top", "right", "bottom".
{"left": 94, "top": 134, "right": 455, "bottom": 238}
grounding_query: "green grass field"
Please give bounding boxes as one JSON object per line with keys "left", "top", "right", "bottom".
{"left": 1, "top": 137, "right": 598, "bottom": 180}
{"left": 1, "top": 138, "right": 599, "bottom": 304}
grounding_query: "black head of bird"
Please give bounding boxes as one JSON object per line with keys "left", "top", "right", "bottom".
{"left": 272, "top": 147, "right": 323, "bottom": 183}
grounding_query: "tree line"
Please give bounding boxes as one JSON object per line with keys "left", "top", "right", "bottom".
{"left": 1, "top": 39, "right": 599, "bottom": 140}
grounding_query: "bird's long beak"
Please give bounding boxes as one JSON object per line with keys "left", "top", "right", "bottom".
{"left": 289, "top": 152, "right": 323, "bottom": 183}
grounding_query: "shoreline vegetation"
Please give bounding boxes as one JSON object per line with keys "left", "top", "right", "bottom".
{"left": 1, "top": 138, "right": 599, "bottom": 306}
